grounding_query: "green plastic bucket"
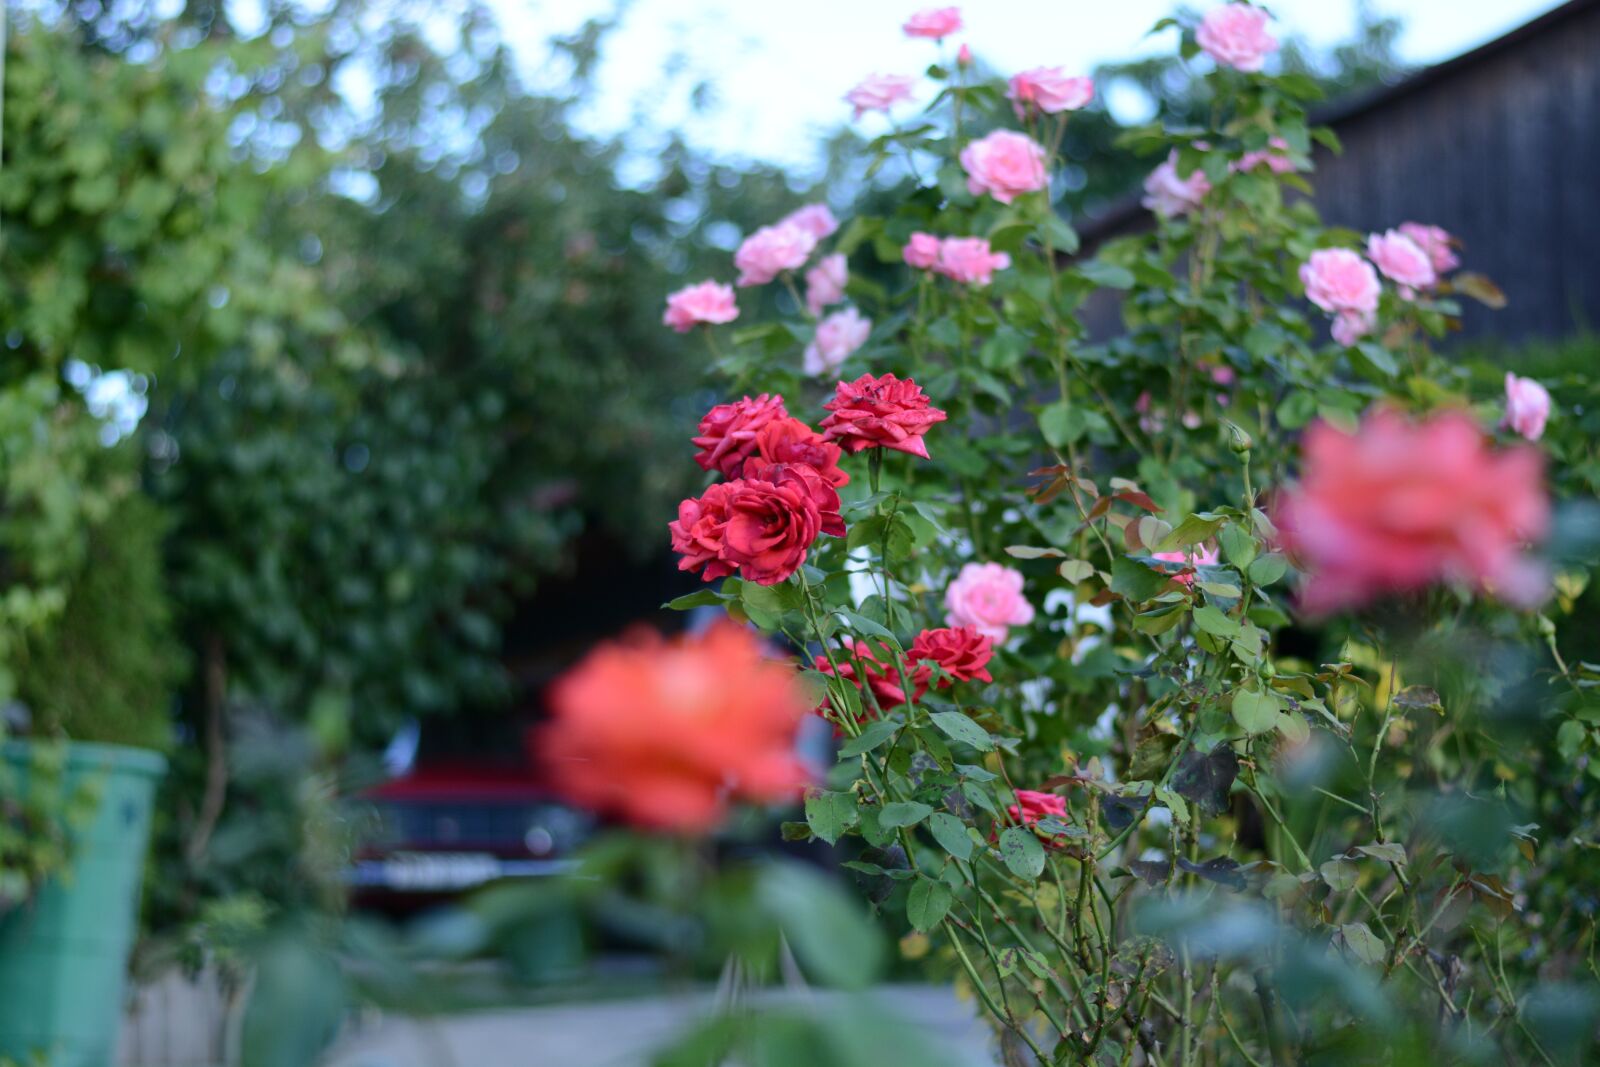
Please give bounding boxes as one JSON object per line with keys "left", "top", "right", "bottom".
{"left": 0, "top": 741, "right": 166, "bottom": 1067}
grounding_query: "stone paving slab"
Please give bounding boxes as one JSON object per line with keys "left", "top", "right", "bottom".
{"left": 323, "top": 985, "right": 997, "bottom": 1067}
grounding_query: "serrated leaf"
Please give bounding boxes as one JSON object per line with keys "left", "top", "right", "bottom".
{"left": 998, "top": 826, "right": 1047, "bottom": 880}
{"left": 879, "top": 801, "right": 933, "bottom": 829}
{"left": 804, "top": 789, "right": 858, "bottom": 845}
{"left": 929, "top": 711, "right": 995, "bottom": 752}
{"left": 927, "top": 812, "right": 974, "bottom": 861}
{"left": 839, "top": 718, "right": 900, "bottom": 757}
{"left": 907, "top": 878, "right": 953, "bottom": 932}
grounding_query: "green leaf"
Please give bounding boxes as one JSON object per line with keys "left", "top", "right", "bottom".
{"left": 927, "top": 812, "right": 974, "bottom": 861}
{"left": 1232, "top": 688, "right": 1282, "bottom": 735}
{"left": 1352, "top": 342, "right": 1399, "bottom": 378}
{"left": 1005, "top": 545, "right": 1065, "bottom": 559}
{"left": 1078, "top": 259, "right": 1135, "bottom": 289}
{"left": 804, "top": 789, "right": 858, "bottom": 845}
{"left": 1216, "top": 523, "right": 1257, "bottom": 569}
{"left": 928, "top": 710, "right": 995, "bottom": 752}
{"left": 1039, "top": 401, "right": 1088, "bottom": 448}
{"left": 1247, "top": 554, "right": 1288, "bottom": 586}
{"left": 1159, "top": 513, "right": 1225, "bottom": 551}
{"left": 1058, "top": 559, "right": 1095, "bottom": 583}
{"left": 906, "top": 877, "right": 954, "bottom": 932}
{"left": 663, "top": 589, "right": 726, "bottom": 611}
{"left": 839, "top": 718, "right": 900, "bottom": 757}
{"left": 998, "top": 826, "right": 1047, "bottom": 880}
{"left": 1111, "top": 556, "right": 1170, "bottom": 602}
{"left": 1191, "top": 605, "right": 1242, "bottom": 639}
{"left": 758, "top": 862, "right": 884, "bottom": 988}
{"left": 1320, "top": 859, "right": 1358, "bottom": 892}
{"left": 1353, "top": 842, "right": 1407, "bottom": 866}
{"left": 1339, "top": 921, "right": 1385, "bottom": 966}
{"left": 878, "top": 801, "right": 933, "bottom": 829}
{"left": 1277, "top": 711, "right": 1310, "bottom": 745}
{"left": 836, "top": 609, "right": 901, "bottom": 647}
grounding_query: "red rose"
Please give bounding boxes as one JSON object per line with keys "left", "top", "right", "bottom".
{"left": 720, "top": 477, "right": 822, "bottom": 586}
{"left": 909, "top": 625, "right": 995, "bottom": 687}
{"left": 743, "top": 459, "right": 845, "bottom": 538}
{"left": 1008, "top": 789, "right": 1072, "bottom": 849}
{"left": 692, "top": 394, "right": 789, "bottom": 478}
{"left": 750, "top": 416, "right": 850, "bottom": 488}
{"left": 819, "top": 373, "right": 948, "bottom": 459}
{"left": 668, "top": 482, "right": 737, "bottom": 581}
{"left": 815, "top": 636, "right": 925, "bottom": 718}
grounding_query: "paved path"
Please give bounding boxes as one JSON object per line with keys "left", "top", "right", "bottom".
{"left": 324, "top": 985, "right": 997, "bottom": 1067}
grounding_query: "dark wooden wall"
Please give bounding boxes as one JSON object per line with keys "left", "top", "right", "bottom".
{"left": 1312, "top": 0, "right": 1600, "bottom": 343}
{"left": 1073, "top": 0, "right": 1600, "bottom": 347}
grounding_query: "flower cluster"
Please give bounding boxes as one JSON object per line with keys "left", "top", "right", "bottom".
{"left": 1297, "top": 218, "right": 1464, "bottom": 344}
{"left": 816, "top": 625, "right": 995, "bottom": 719}
{"left": 903, "top": 233, "right": 1012, "bottom": 286}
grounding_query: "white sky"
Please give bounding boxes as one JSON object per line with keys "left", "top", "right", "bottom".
{"left": 488, "top": 0, "right": 1564, "bottom": 171}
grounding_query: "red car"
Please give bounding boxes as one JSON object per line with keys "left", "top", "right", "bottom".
{"left": 350, "top": 719, "right": 592, "bottom": 912}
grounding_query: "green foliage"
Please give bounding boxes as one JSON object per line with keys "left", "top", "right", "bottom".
{"left": 18, "top": 484, "right": 185, "bottom": 749}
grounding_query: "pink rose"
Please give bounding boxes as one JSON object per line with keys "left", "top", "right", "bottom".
{"left": 662, "top": 280, "right": 739, "bottom": 333}
{"left": 944, "top": 561, "right": 1034, "bottom": 642}
{"left": 781, "top": 203, "right": 839, "bottom": 241}
{"left": 734, "top": 222, "right": 818, "bottom": 288}
{"left": 903, "top": 6, "right": 962, "bottom": 38}
{"left": 803, "top": 307, "right": 871, "bottom": 378}
{"left": 1398, "top": 222, "right": 1460, "bottom": 274}
{"left": 1008, "top": 789, "right": 1072, "bottom": 849}
{"left": 1007, "top": 68, "right": 1094, "bottom": 118}
{"left": 1153, "top": 544, "right": 1220, "bottom": 587}
{"left": 1141, "top": 151, "right": 1210, "bottom": 218}
{"left": 1277, "top": 410, "right": 1550, "bottom": 614}
{"left": 957, "top": 43, "right": 973, "bottom": 68}
{"left": 1197, "top": 3, "right": 1279, "bottom": 73}
{"left": 1232, "top": 136, "right": 1297, "bottom": 175}
{"left": 846, "top": 74, "right": 918, "bottom": 119}
{"left": 1503, "top": 373, "right": 1551, "bottom": 441}
{"left": 1330, "top": 310, "right": 1375, "bottom": 347}
{"left": 1367, "top": 229, "right": 1436, "bottom": 295}
{"left": 903, "top": 232, "right": 943, "bottom": 270}
{"left": 805, "top": 253, "right": 848, "bottom": 315}
{"left": 960, "top": 130, "right": 1049, "bottom": 204}
{"left": 935, "top": 237, "right": 1011, "bottom": 286}
{"left": 1299, "top": 248, "right": 1380, "bottom": 315}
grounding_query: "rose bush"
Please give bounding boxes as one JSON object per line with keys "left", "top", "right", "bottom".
{"left": 567, "top": 4, "right": 1599, "bottom": 1064}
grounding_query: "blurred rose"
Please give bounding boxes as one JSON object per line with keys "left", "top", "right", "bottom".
{"left": 692, "top": 393, "right": 789, "bottom": 477}
{"left": 816, "top": 636, "right": 921, "bottom": 717}
{"left": 782, "top": 203, "right": 840, "bottom": 241}
{"left": 846, "top": 73, "right": 918, "bottom": 119}
{"left": 1232, "top": 136, "right": 1297, "bottom": 174}
{"left": 1008, "top": 789, "right": 1072, "bottom": 848}
{"left": 734, "top": 222, "right": 817, "bottom": 287}
{"left": 1007, "top": 68, "right": 1093, "bottom": 117}
{"left": 820, "top": 373, "right": 948, "bottom": 458}
{"left": 805, "top": 253, "right": 848, "bottom": 315}
{"left": 539, "top": 624, "right": 813, "bottom": 833}
{"left": 1300, "top": 248, "right": 1380, "bottom": 315}
{"left": 1398, "top": 222, "right": 1460, "bottom": 274}
{"left": 662, "top": 280, "right": 739, "bottom": 333}
{"left": 1503, "top": 373, "right": 1551, "bottom": 441}
{"left": 1367, "top": 229, "right": 1436, "bottom": 295}
{"left": 944, "top": 562, "right": 1034, "bottom": 642}
{"left": 960, "top": 130, "right": 1049, "bottom": 204}
{"left": 804, "top": 307, "right": 872, "bottom": 378}
{"left": 1142, "top": 151, "right": 1210, "bottom": 218}
{"left": 1276, "top": 409, "right": 1550, "bottom": 614}
{"left": 1197, "top": 3, "right": 1279, "bottom": 73}
{"left": 903, "top": 232, "right": 943, "bottom": 270}
{"left": 903, "top": 6, "right": 962, "bottom": 38}
{"left": 1153, "top": 544, "right": 1220, "bottom": 587}
{"left": 1330, "top": 309, "right": 1375, "bottom": 347}
{"left": 935, "top": 237, "right": 1011, "bottom": 286}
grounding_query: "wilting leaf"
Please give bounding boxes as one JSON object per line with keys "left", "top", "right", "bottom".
{"left": 1171, "top": 743, "right": 1239, "bottom": 817}
{"left": 1452, "top": 271, "right": 1507, "bottom": 308}
{"left": 1177, "top": 856, "right": 1246, "bottom": 890}
{"left": 1101, "top": 793, "right": 1146, "bottom": 833}
{"left": 1352, "top": 841, "right": 1407, "bottom": 866}
{"left": 1393, "top": 686, "right": 1443, "bottom": 713}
